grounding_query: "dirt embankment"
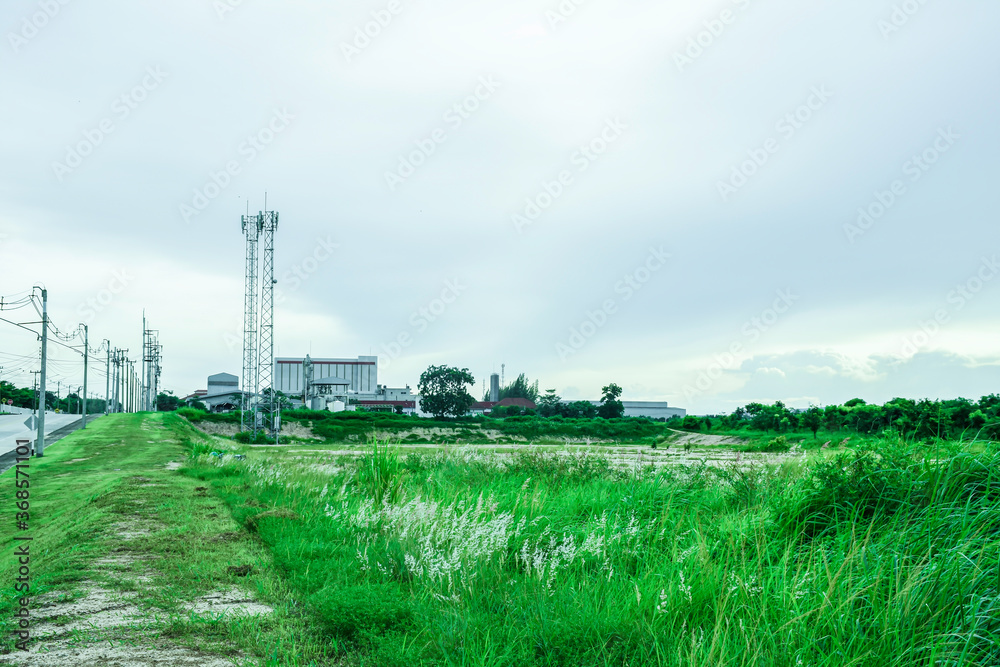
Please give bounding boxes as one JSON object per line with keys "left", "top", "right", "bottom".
{"left": 665, "top": 429, "right": 746, "bottom": 447}
{"left": 190, "top": 419, "right": 317, "bottom": 440}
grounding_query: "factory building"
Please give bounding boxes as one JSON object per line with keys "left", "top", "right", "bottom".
{"left": 276, "top": 355, "right": 418, "bottom": 414}
{"left": 276, "top": 356, "right": 378, "bottom": 396}
{"left": 183, "top": 372, "right": 244, "bottom": 412}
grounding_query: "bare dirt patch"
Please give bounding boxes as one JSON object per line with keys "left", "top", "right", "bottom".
{"left": 665, "top": 429, "right": 746, "bottom": 447}
{"left": 3, "top": 644, "right": 240, "bottom": 666}
{"left": 192, "top": 421, "right": 239, "bottom": 437}
{"left": 183, "top": 588, "right": 273, "bottom": 617}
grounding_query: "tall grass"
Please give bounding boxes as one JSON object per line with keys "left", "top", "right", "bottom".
{"left": 190, "top": 437, "right": 1000, "bottom": 666}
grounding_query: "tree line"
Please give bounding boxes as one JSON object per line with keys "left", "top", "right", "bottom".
{"left": 0, "top": 380, "right": 107, "bottom": 414}
{"left": 692, "top": 396, "right": 1000, "bottom": 440}
{"left": 420, "top": 366, "right": 626, "bottom": 419}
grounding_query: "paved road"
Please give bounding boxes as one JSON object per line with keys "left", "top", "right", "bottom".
{"left": 0, "top": 412, "right": 86, "bottom": 472}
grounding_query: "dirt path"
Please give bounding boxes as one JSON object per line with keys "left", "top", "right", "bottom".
{"left": 0, "top": 414, "right": 308, "bottom": 666}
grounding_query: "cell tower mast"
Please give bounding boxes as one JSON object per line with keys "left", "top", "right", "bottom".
{"left": 257, "top": 206, "right": 279, "bottom": 441}
{"left": 240, "top": 212, "right": 263, "bottom": 435}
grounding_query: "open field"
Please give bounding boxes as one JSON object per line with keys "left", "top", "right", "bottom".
{"left": 3, "top": 414, "right": 999, "bottom": 665}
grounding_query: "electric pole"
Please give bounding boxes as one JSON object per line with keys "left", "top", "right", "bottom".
{"left": 113, "top": 349, "right": 120, "bottom": 413}
{"left": 82, "top": 325, "right": 88, "bottom": 428}
{"left": 37, "top": 287, "right": 48, "bottom": 457}
{"left": 105, "top": 343, "right": 110, "bottom": 415}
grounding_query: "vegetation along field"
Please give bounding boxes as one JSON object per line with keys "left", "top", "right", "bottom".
{"left": 2, "top": 406, "right": 999, "bottom": 666}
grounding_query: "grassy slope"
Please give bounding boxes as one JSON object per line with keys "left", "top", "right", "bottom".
{"left": 0, "top": 413, "right": 332, "bottom": 665}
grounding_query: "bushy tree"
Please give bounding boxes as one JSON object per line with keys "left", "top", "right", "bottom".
{"left": 537, "top": 389, "right": 561, "bottom": 417}
{"left": 802, "top": 406, "right": 823, "bottom": 438}
{"left": 419, "top": 365, "right": 475, "bottom": 418}
{"left": 598, "top": 383, "right": 624, "bottom": 419}
{"left": 484, "top": 373, "right": 540, "bottom": 403}
{"left": 156, "top": 391, "right": 181, "bottom": 412}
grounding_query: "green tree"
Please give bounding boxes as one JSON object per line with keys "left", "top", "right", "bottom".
{"left": 802, "top": 406, "right": 823, "bottom": 438}
{"left": 156, "top": 391, "right": 181, "bottom": 412}
{"left": 564, "top": 400, "right": 598, "bottom": 418}
{"left": 598, "top": 383, "right": 624, "bottom": 419}
{"left": 537, "top": 389, "right": 561, "bottom": 417}
{"left": 490, "top": 373, "right": 539, "bottom": 402}
{"left": 681, "top": 415, "right": 702, "bottom": 431}
{"left": 419, "top": 365, "right": 475, "bottom": 418}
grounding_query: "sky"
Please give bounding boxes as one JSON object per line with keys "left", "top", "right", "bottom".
{"left": 1, "top": 0, "right": 999, "bottom": 415}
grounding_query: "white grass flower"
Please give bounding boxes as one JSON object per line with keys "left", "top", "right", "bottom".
{"left": 678, "top": 570, "right": 693, "bottom": 603}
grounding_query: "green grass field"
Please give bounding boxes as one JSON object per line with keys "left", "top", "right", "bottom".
{"left": 2, "top": 414, "right": 998, "bottom": 666}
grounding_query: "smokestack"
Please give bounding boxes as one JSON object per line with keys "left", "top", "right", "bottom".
{"left": 490, "top": 373, "right": 500, "bottom": 403}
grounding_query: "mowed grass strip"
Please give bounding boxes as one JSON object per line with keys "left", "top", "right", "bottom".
{"left": 0, "top": 413, "right": 334, "bottom": 666}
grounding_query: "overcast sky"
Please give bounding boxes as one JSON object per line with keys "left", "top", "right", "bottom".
{"left": 1, "top": 0, "right": 999, "bottom": 414}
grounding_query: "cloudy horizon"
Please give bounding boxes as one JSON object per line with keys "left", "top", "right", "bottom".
{"left": 2, "top": 0, "right": 999, "bottom": 415}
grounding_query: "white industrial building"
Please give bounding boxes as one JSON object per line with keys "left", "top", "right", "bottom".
{"left": 276, "top": 355, "right": 418, "bottom": 414}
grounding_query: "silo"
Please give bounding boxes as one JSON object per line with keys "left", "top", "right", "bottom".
{"left": 490, "top": 373, "right": 500, "bottom": 402}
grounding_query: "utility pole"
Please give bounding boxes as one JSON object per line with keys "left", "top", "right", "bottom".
{"left": 82, "top": 325, "right": 89, "bottom": 428}
{"left": 112, "top": 349, "right": 120, "bottom": 413}
{"left": 37, "top": 287, "right": 48, "bottom": 457}
{"left": 31, "top": 372, "right": 39, "bottom": 415}
{"left": 105, "top": 342, "right": 111, "bottom": 415}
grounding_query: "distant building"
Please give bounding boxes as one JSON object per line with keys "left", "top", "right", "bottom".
{"left": 278, "top": 355, "right": 418, "bottom": 414}
{"left": 561, "top": 400, "right": 686, "bottom": 420}
{"left": 184, "top": 372, "right": 243, "bottom": 413}
{"left": 276, "top": 356, "right": 378, "bottom": 397}
{"left": 469, "top": 397, "right": 537, "bottom": 416}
